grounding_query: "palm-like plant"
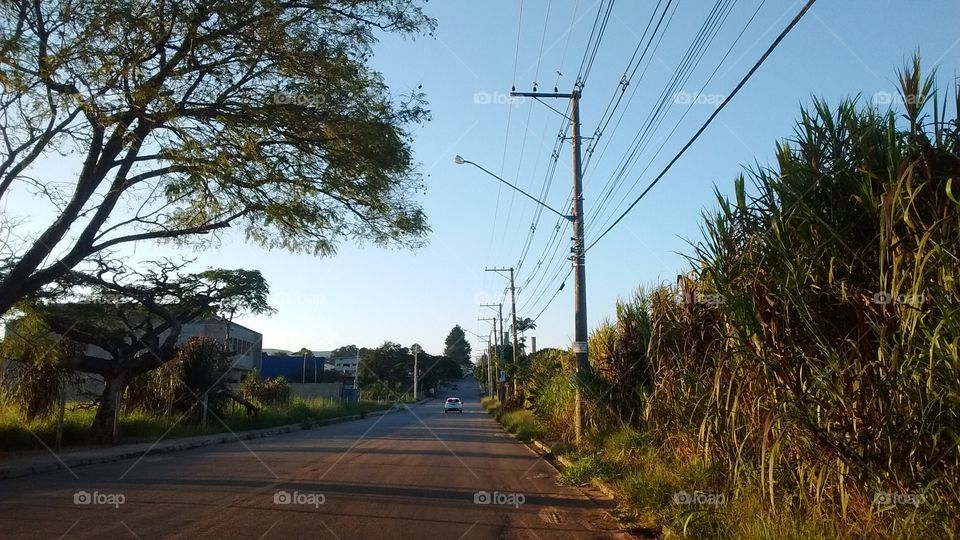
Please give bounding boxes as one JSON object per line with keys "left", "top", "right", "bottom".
{"left": 513, "top": 317, "right": 537, "bottom": 342}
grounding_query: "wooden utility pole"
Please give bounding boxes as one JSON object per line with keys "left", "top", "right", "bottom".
{"left": 478, "top": 317, "right": 497, "bottom": 398}
{"left": 510, "top": 89, "right": 588, "bottom": 444}
{"left": 413, "top": 345, "right": 419, "bottom": 401}
{"left": 485, "top": 268, "right": 519, "bottom": 400}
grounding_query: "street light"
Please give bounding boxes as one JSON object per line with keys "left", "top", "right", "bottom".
{"left": 454, "top": 155, "right": 573, "bottom": 222}
{"left": 458, "top": 138, "right": 590, "bottom": 445}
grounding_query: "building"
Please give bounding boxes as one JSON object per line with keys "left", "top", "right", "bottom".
{"left": 180, "top": 319, "right": 263, "bottom": 379}
{"left": 330, "top": 355, "right": 359, "bottom": 376}
{"left": 73, "top": 319, "right": 262, "bottom": 395}
{"left": 260, "top": 353, "right": 327, "bottom": 382}
{"left": 2, "top": 311, "right": 262, "bottom": 400}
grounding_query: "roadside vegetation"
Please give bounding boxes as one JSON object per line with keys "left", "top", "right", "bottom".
{"left": 481, "top": 396, "right": 538, "bottom": 441}
{"left": 0, "top": 394, "right": 390, "bottom": 454}
{"left": 0, "top": 336, "right": 394, "bottom": 453}
{"left": 484, "top": 59, "right": 959, "bottom": 538}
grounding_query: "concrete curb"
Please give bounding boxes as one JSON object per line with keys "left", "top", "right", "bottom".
{"left": 531, "top": 439, "right": 557, "bottom": 456}
{"left": 555, "top": 453, "right": 574, "bottom": 468}
{"left": 0, "top": 398, "right": 433, "bottom": 481}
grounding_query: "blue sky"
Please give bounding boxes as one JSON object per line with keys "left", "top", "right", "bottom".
{"left": 7, "top": 1, "right": 960, "bottom": 359}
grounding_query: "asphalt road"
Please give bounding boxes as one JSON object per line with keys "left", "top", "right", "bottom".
{"left": 0, "top": 376, "right": 628, "bottom": 539}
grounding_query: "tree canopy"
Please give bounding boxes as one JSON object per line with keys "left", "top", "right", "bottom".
{"left": 356, "top": 341, "right": 461, "bottom": 399}
{"left": 443, "top": 325, "right": 471, "bottom": 367}
{"left": 0, "top": 0, "right": 435, "bottom": 316}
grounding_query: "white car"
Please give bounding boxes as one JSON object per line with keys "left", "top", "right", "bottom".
{"left": 444, "top": 397, "right": 463, "bottom": 413}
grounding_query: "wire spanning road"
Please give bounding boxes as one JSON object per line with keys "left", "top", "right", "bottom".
{"left": 0, "top": 377, "right": 627, "bottom": 539}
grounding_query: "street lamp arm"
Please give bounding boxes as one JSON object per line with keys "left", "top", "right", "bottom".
{"left": 455, "top": 156, "right": 573, "bottom": 222}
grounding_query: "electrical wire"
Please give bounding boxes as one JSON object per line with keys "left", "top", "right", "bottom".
{"left": 586, "top": 0, "right": 817, "bottom": 252}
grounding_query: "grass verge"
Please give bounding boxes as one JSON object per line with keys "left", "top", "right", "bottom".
{"left": 552, "top": 427, "right": 948, "bottom": 539}
{"left": 0, "top": 397, "right": 391, "bottom": 454}
{"left": 479, "top": 397, "right": 540, "bottom": 442}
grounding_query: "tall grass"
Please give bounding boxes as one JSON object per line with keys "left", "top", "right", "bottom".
{"left": 518, "top": 58, "right": 959, "bottom": 537}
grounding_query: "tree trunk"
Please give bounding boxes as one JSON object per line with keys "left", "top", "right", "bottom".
{"left": 90, "top": 373, "right": 128, "bottom": 444}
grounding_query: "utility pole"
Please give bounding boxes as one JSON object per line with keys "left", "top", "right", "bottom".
{"left": 412, "top": 345, "right": 419, "bottom": 401}
{"left": 479, "top": 317, "right": 497, "bottom": 398}
{"left": 488, "top": 334, "right": 495, "bottom": 397}
{"left": 480, "top": 302, "right": 503, "bottom": 392}
{"left": 481, "top": 303, "right": 503, "bottom": 350}
{"left": 486, "top": 268, "right": 519, "bottom": 400}
{"left": 511, "top": 88, "right": 589, "bottom": 445}
{"left": 477, "top": 337, "right": 491, "bottom": 395}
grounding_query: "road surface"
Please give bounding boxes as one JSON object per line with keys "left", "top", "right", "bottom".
{"left": 0, "top": 377, "right": 627, "bottom": 539}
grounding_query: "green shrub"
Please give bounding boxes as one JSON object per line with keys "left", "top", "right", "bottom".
{"left": 127, "top": 337, "right": 234, "bottom": 419}
{"left": 239, "top": 371, "right": 291, "bottom": 407}
{"left": 0, "top": 308, "right": 80, "bottom": 421}
{"left": 558, "top": 454, "right": 623, "bottom": 486}
{"left": 499, "top": 409, "right": 538, "bottom": 441}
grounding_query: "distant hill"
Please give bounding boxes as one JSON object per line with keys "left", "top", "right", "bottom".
{"left": 262, "top": 348, "right": 333, "bottom": 357}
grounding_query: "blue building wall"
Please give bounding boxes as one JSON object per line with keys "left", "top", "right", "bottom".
{"left": 260, "top": 355, "right": 326, "bottom": 381}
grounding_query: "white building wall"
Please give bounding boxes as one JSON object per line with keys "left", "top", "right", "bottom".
{"left": 74, "top": 319, "right": 262, "bottom": 392}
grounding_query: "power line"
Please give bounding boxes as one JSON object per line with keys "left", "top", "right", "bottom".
{"left": 579, "top": 0, "right": 680, "bottom": 184}
{"left": 532, "top": 0, "right": 553, "bottom": 89}
{"left": 503, "top": 0, "right": 617, "bottom": 326}
{"left": 554, "top": 0, "right": 582, "bottom": 90}
{"left": 586, "top": 0, "right": 817, "bottom": 252}
{"left": 514, "top": 0, "right": 613, "bottom": 293}
{"left": 511, "top": 0, "right": 525, "bottom": 88}
{"left": 587, "top": 0, "right": 737, "bottom": 235}
{"left": 501, "top": 0, "right": 557, "bottom": 252}
{"left": 577, "top": 0, "right": 617, "bottom": 87}
{"left": 485, "top": 0, "right": 527, "bottom": 301}
{"left": 532, "top": 268, "right": 572, "bottom": 322}
{"left": 582, "top": 0, "right": 676, "bottom": 175}
{"left": 590, "top": 0, "right": 768, "bottom": 238}
{"left": 514, "top": 113, "right": 570, "bottom": 275}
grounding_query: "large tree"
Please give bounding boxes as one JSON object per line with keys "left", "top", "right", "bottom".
{"left": 330, "top": 345, "right": 359, "bottom": 359}
{"left": 356, "top": 341, "right": 460, "bottom": 398}
{"left": 3, "top": 262, "right": 273, "bottom": 441}
{"left": 0, "top": 0, "right": 434, "bottom": 316}
{"left": 358, "top": 341, "right": 408, "bottom": 387}
{"left": 443, "top": 325, "right": 471, "bottom": 368}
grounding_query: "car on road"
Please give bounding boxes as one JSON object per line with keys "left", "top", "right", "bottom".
{"left": 444, "top": 397, "right": 463, "bottom": 413}
{"left": 451, "top": 384, "right": 458, "bottom": 390}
